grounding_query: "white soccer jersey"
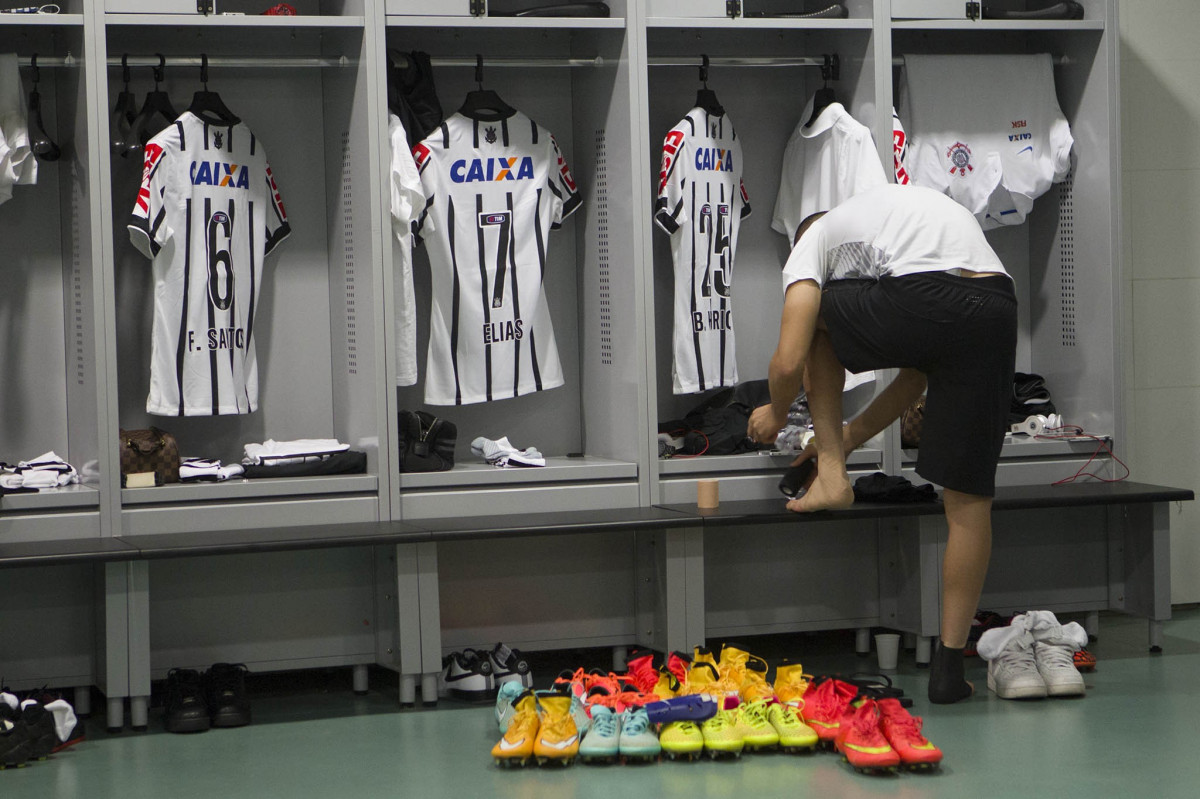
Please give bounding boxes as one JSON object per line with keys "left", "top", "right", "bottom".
{"left": 389, "top": 114, "right": 423, "bottom": 388}
{"left": 412, "top": 110, "right": 581, "bottom": 406}
{"left": 899, "top": 54, "right": 1073, "bottom": 230}
{"left": 130, "top": 111, "right": 290, "bottom": 416}
{"left": 771, "top": 100, "right": 886, "bottom": 244}
{"left": 655, "top": 108, "right": 751, "bottom": 395}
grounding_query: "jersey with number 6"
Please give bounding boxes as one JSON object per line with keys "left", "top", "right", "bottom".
{"left": 655, "top": 108, "right": 750, "bottom": 395}
{"left": 129, "top": 111, "right": 290, "bottom": 416}
{"left": 412, "top": 110, "right": 581, "bottom": 406}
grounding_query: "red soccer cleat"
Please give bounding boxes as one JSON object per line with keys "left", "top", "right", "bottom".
{"left": 835, "top": 699, "right": 901, "bottom": 772}
{"left": 877, "top": 698, "right": 943, "bottom": 769}
{"left": 799, "top": 677, "right": 858, "bottom": 745}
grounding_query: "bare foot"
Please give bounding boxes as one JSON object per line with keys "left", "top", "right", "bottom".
{"left": 785, "top": 474, "right": 854, "bottom": 512}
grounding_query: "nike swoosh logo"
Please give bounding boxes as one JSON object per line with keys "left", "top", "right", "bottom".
{"left": 1017, "top": 146, "right": 1033, "bottom": 155}
{"left": 498, "top": 737, "right": 527, "bottom": 751}
{"left": 539, "top": 735, "right": 578, "bottom": 750}
{"left": 444, "top": 672, "right": 487, "bottom": 683}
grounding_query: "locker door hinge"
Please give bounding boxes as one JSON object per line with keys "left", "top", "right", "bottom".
{"left": 197, "top": 0, "right": 214, "bottom": 13}
{"left": 726, "top": 1, "right": 742, "bottom": 18}
{"left": 471, "top": 0, "right": 487, "bottom": 16}
{"left": 965, "top": 2, "right": 981, "bottom": 19}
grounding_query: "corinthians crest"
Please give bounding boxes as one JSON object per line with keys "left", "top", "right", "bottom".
{"left": 946, "top": 141, "right": 973, "bottom": 176}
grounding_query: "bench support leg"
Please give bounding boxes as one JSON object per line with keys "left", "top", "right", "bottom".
{"left": 855, "top": 628, "right": 871, "bottom": 656}
{"left": 74, "top": 686, "right": 91, "bottom": 717}
{"left": 129, "top": 696, "right": 148, "bottom": 731}
{"left": 352, "top": 664, "right": 368, "bottom": 695}
{"left": 612, "top": 646, "right": 628, "bottom": 671}
{"left": 106, "top": 697, "right": 123, "bottom": 733}
{"left": 1109, "top": 502, "right": 1172, "bottom": 652}
{"left": 634, "top": 525, "right": 704, "bottom": 656}
{"left": 915, "top": 636, "right": 932, "bottom": 667}
{"left": 1150, "top": 620, "right": 1164, "bottom": 653}
{"left": 1084, "top": 610, "right": 1100, "bottom": 640}
{"left": 421, "top": 673, "right": 438, "bottom": 706}
{"left": 399, "top": 674, "right": 416, "bottom": 707}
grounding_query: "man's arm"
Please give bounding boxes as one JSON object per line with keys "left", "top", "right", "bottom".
{"left": 747, "top": 279, "right": 822, "bottom": 443}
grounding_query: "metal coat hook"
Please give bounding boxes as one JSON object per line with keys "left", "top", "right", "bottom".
{"left": 200, "top": 52, "right": 209, "bottom": 89}
{"left": 122, "top": 53, "right": 131, "bottom": 87}
{"left": 700, "top": 53, "right": 710, "bottom": 87}
{"left": 475, "top": 54, "right": 484, "bottom": 89}
{"left": 154, "top": 53, "right": 166, "bottom": 86}
{"left": 821, "top": 54, "right": 831, "bottom": 85}
{"left": 30, "top": 52, "right": 40, "bottom": 86}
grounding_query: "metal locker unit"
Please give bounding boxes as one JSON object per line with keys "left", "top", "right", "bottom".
{"left": 890, "top": 0, "right": 1123, "bottom": 486}
{"left": 640, "top": 3, "right": 884, "bottom": 508}
{"left": 0, "top": 7, "right": 119, "bottom": 705}
{"left": 89, "top": 4, "right": 390, "bottom": 725}
{"left": 383, "top": 1, "right": 648, "bottom": 521}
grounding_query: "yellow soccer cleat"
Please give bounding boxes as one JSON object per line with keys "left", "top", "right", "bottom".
{"left": 718, "top": 644, "right": 774, "bottom": 701}
{"left": 735, "top": 699, "right": 780, "bottom": 751}
{"left": 660, "top": 720, "right": 705, "bottom": 761}
{"left": 773, "top": 662, "right": 812, "bottom": 707}
{"left": 491, "top": 690, "right": 539, "bottom": 767}
{"left": 700, "top": 706, "right": 744, "bottom": 759}
{"left": 767, "top": 701, "right": 819, "bottom": 752}
{"left": 532, "top": 693, "right": 580, "bottom": 766}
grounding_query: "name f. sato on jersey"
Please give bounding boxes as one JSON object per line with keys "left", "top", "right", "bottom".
{"left": 413, "top": 110, "right": 581, "bottom": 406}
{"left": 129, "top": 111, "right": 290, "bottom": 416}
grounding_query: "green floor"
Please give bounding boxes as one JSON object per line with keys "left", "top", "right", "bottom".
{"left": 7, "top": 608, "right": 1200, "bottom": 799}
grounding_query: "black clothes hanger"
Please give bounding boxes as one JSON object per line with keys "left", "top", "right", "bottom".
{"left": 458, "top": 55, "right": 515, "bottom": 121}
{"left": 187, "top": 54, "right": 239, "bottom": 126}
{"left": 28, "top": 54, "right": 61, "bottom": 162}
{"left": 131, "top": 54, "right": 179, "bottom": 145}
{"left": 111, "top": 55, "right": 141, "bottom": 156}
{"left": 804, "top": 54, "right": 839, "bottom": 128}
{"left": 694, "top": 54, "right": 724, "bottom": 116}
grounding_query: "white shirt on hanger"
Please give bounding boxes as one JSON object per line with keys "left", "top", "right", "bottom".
{"left": 899, "top": 54, "right": 1073, "bottom": 230}
{"left": 389, "top": 114, "right": 424, "bottom": 388}
{"left": 771, "top": 99, "right": 886, "bottom": 244}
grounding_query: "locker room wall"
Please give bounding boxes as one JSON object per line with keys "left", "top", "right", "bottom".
{"left": 1118, "top": 0, "right": 1200, "bottom": 603}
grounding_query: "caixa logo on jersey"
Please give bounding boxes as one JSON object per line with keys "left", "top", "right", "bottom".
{"left": 190, "top": 160, "right": 251, "bottom": 189}
{"left": 694, "top": 147, "right": 733, "bottom": 173}
{"left": 451, "top": 157, "right": 535, "bottom": 183}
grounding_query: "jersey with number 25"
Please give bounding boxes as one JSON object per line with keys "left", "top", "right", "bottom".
{"left": 129, "top": 111, "right": 290, "bottom": 416}
{"left": 413, "top": 110, "right": 581, "bottom": 406}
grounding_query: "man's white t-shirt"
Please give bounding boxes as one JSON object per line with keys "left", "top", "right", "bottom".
{"left": 389, "top": 114, "right": 423, "bottom": 387}
{"left": 782, "top": 184, "right": 1008, "bottom": 290}
{"left": 771, "top": 100, "right": 886, "bottom": 244}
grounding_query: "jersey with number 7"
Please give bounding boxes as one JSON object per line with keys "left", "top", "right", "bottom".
{"left": 129, "top": 111, "right": 290, "bottom": 416}
{"left": 412, "top": 110, "right": 581, "bottom": 406}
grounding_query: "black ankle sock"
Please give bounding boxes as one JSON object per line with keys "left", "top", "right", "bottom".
{"left": 927, "top": 641, "right": 973, "bottom": 704}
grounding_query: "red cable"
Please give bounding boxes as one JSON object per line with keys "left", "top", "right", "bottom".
{"left": 1033, "top": 425, "right": 1130, "bottom": 485}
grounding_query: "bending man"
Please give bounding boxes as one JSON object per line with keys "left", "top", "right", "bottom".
{"left": 747, "top": 184, "right": 1017, "bottom": 704}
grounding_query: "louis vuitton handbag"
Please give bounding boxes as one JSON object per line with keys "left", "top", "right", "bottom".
{"left": 119, "top": 426, "right": 180, "bottom": 485}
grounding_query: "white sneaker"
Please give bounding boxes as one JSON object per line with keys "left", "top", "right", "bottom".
{"left": 987, "top": 641, "right": 1048, "bottom": 699}
{"left": 1034, "top": 639, "right": 1086, "bottom": 697}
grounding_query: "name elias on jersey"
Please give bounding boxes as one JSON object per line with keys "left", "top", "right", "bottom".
{"left": 694, "top": 147, "right": 734, "bottom": 173}
{"left": 187, "top": 327, "right": 247, "bottom": 352}
{"left": 451, "top": 157, "right": 535, "bottom": 183}
{"left": 190, "top": 160, "right": 251, "bottom": 189}
{"left": 693, "top": 309, "right": 733, "bottom": 332}
{"left": 483, "top": 319, "right": 524, "bottom": 344}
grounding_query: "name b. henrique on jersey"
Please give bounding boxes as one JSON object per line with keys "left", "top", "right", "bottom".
{"left": 412, "top": 110, "right": 581, "bottom": 406}
{"left": 655, "top": 108, "right": 751, "bottom": 395}
{"left": 129, "top": 111, "right": 290, "bottom": 416}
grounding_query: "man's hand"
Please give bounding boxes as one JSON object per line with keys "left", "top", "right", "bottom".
{"left": 748, "top": 403, "right": 786, "bottom": 445}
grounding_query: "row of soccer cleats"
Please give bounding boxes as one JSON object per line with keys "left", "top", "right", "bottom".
{"left": 491, "top": 643, "right": 943, "bottom": 772}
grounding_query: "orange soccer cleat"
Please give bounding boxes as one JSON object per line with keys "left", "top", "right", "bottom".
{"left": 877, "top": 698, "right": 943, "bottom": 769}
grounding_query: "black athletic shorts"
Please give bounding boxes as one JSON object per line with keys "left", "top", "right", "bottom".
{"left": 820, "top": 271, "right": 1017, "bottom": 497}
